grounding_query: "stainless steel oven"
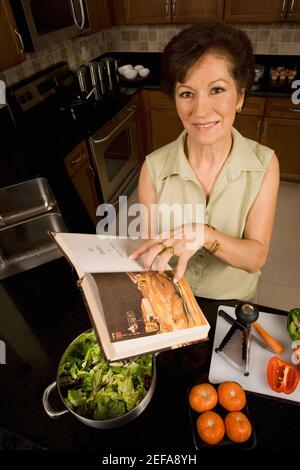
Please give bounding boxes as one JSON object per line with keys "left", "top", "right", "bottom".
{"left": 89, "top": 104, "right": 140, "bottom": 207}
{"left": 10, "top": 0, "right": 90, "bottom": 50}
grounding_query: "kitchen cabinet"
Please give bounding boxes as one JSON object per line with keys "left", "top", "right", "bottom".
{"left": 64, "top": 141, "right": 99, "bottom": 224}
{"left": 224, "top": 0, "right": 298, "bottom": 22}
{"left": 0, "top": 0, "right": 26, "bottom": 71}
{"left": 146, "top": 90, "right": 183, "bottom": 151}
{"left": 86, "top": 0, "right": 112, "bottom": 34}
{"left": 233, "top": 96, "right": 266, "bottom": 141}
{"left": 113, "top": 0, "right": 224, "bottom": 25}
{"left": 261, "top": 98, "right": 300, "bottom": 183}
{"left": 144, "top": 91, "right": 300, "bottom": 183}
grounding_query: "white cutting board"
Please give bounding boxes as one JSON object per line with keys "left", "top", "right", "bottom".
{"left": 209, "top": 305, "right": 300, "bottom": 404}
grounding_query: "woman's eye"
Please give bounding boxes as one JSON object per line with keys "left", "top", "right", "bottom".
{"left": 211, "top": 87, "right": 225, "bottom": 95}
{"left": 179, "top": 91, "right": 193, "bottom": 98}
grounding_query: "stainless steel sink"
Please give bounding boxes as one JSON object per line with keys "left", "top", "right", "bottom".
{"left": 0, "top": 212, "right": 67, "bottom": 280}
{"left": 0, "top": 177, "right": 57, "bottom": 228}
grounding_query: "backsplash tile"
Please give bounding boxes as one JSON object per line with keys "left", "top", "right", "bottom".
{"left": 0, "top": 30, "right": 107, "bottom": 86}
{"left": 1, "top": 22, "right": 300, "bottom": 86}
{"left": 103, "top": 23, "right": 300, "bottom": 55}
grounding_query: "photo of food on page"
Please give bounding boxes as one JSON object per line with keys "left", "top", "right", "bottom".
{"left": 91, "top": 271, "right": 206, "bottom": 343}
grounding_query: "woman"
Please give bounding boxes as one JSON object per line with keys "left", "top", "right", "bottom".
{"left": 130, "top": 22, "right": 280, "bottom": 301}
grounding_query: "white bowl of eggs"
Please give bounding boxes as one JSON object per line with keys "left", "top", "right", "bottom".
{"left": 118, "top": 64, "right": 151, "bottom": 81}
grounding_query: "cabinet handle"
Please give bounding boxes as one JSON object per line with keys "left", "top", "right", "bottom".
{"left": 165, "top": 0, "right": 169, "bottom": 16}
{"left": 71, "top": 152, "right": 86, "bottom": 165}
{"left": 262, "top": 121, "right": 268, "bottom": 137}
{"left": 70, "top": 0, "right": 86, "bottom": 30}
{"left": 172, "top": 0, "right": 176, "bottom": 16}
{"left": 289, "top": 107, "right": 300, "bottom": 112}
{"left": 88, "top": 165, "right": 95, "bottom": 179}
{"left": 14, "top": 30, "right": 24, "bottom": 54}
{"left": 256, "top": 120, "right": 262, "bottom": 137}
{"left": 289, "top": 0, "right": 296, "bottom": 14}
{"left": 281, "top": 0, "right": 287, "bottom": 15}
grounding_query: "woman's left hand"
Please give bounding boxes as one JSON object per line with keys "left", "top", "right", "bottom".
{"left": 129, "top": 223, "right": 204, "bottom": 283}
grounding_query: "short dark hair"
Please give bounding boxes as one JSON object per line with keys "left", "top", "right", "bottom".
{"left": 160, "top": 21, "right": 255, "bottom": 98}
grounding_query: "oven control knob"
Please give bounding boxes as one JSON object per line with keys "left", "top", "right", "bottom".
{"left": 19, "top": 95, "right": 26, "bottom": 104}
{"left": 25, "top": 92, "right": 33, "bottom": 100}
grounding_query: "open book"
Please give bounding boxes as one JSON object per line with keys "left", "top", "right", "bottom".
{"left": 50, "top": 232, "right": 210, "bottom": 361}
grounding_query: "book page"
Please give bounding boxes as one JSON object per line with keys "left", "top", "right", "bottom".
{"left": 51, "top": 233, "right": 147, "bottom": 276}
{"left": 91, "top": 271, "right": 208, "bottom": 344}
{"left": 80, "top": 270, "right": 210, "bottom": 361}
{"left": 51, "top": 233, "right": 173, "bottom": 276}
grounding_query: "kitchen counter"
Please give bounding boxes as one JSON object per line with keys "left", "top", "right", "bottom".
{"left": 0, "top": 257, "right": 299, "bottom": 453}
{"left": 100, "top": 52, "right": 300, "bottom": 98}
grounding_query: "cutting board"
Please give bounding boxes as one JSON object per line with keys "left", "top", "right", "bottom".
{"left": 208, "top": 305, "right": 300, "bottom": 404}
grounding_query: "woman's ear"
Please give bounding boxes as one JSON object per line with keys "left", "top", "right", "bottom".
{"left": 237, "top": 89, "right": 245, "bottom": 112}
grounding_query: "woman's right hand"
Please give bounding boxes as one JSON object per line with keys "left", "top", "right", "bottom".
{"left": 129, "top": 223, "right": 204, "bottom": 283}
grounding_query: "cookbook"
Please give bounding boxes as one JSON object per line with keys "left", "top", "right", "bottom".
{"left": 49, "top": 232, "right": 210, "bottom": 361}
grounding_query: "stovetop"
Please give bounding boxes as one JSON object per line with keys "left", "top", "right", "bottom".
{"left": 7, "top": 63, "right": 139, "bottom": 161}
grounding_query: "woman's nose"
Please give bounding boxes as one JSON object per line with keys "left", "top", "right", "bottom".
{"left": 192, "top": 94, "right": 211, "bottom": 117}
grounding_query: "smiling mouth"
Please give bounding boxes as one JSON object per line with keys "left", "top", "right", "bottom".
{"left": 193, "top": 121, "right": 219, "bottom": 131}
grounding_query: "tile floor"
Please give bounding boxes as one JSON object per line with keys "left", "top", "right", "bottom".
{"left": 253, "top": 182, "right": 300, "bottom": 311}
{"left": 127, "top": 182, "right": 300, "bottom": 312}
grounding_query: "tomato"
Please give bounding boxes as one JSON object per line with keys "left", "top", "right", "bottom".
{"left": 189, "top": 383, "right": 218, "bottom": 413}
{"left": 218, "top": 382, "right": 246, "bottom": 411}
{"left": 267, "top": 356, "right": 299, "bottom": 394}
{"left": 196, "top": 411, "right": 225, "bottom": 445}
{"left": 225, "top": 412, "right": 252, "bottom": 443}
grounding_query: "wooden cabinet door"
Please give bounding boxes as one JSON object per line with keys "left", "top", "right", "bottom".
{"left": 224, "top": 0, "right": 287, "bottom": 22}
{"left": 233, "top": 96, "right": 265, "bottom": 141}
{"left": 122, "top": 0, "right": 170, "bottom": 24}
{"left": 265, "top": 97, "right": 300, "bottom": 119}
{"left": 261, "top": 117, "right": 300, "bottom": 183}
{"left": 233, "top": 114, "right": 262, "bottom": 141}
{"left": 64, "top": 141, "right": 99, "bottom": 224}
{"left": 86, "top": 0, "right": 111, "bottom": 34}
{"left": 150, "top": 107, "right": 184, "bottom": 150}
{"left": 241, "top": 96, "right": 266, "bottom": 116}
{"left": 0, "top": 0, "right": 26, "bottom": 71}
{"left": 172, "top": 0, "right": 224, "bottom": 23}
{"left": 148, "top": 91, "right": 183, "bottom": 150}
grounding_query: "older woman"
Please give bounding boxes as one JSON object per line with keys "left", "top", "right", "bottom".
{"left": 131, "top": 22, "right": 279, "bottom": 301}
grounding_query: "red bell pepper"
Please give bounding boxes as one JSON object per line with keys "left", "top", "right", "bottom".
{"left": 267, "top": 356, "right": 299, "bottom": 395}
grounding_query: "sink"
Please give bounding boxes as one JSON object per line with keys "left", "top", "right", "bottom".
{"left": 0, "top": 177, "right": 57, "bottom": 228}
{"left": 0, "top": 177, "right": 68, "bottom": 279}
{"left": 0, "top": 212, "right": 67, "bottom": 280}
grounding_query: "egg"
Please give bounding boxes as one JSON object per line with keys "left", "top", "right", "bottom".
{"left": 123, "top": 68, "right": 138, "bottom": 79}
{"left": 139, "top": 68, "right": 150, "bottom": 78}
{"left": 134, "top": 65, "right": 144, "bottom": 71}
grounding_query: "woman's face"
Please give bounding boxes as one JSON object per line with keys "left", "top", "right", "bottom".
{"left": 175, "top": 52, "right": 244, "bottom": 147}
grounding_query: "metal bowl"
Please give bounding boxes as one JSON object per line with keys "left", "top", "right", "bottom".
{"left": 42, "top": 330, "right": 156, "bottom": 429}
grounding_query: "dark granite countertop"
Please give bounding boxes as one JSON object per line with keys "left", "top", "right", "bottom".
{"left": 0, "top": 257, "right": 299, "bottom": 454}
{"left": 99, "top": 52, "right": 300, "bottom": 99}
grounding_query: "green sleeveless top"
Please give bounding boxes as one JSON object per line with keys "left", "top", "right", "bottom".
{"left": 146, "top": 128, "right": 274, "bottom": 301}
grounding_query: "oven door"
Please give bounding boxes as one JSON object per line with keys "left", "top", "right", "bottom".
{"left": 89, "top": 105, "right": 140, "bottom": 204}
{"left": 15, "top": 0, "right": 90, "bottom": 50}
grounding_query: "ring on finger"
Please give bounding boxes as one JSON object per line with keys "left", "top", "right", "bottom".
{"left": 158, "top": 240, "right": 166, "bottom": 250}
{"left": 163, "top": 246, "right": 175, "bottom": 256}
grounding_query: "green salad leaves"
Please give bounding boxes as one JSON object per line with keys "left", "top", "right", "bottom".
{"left": 58, "top": 330, "right": 153, "bottom": 421}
